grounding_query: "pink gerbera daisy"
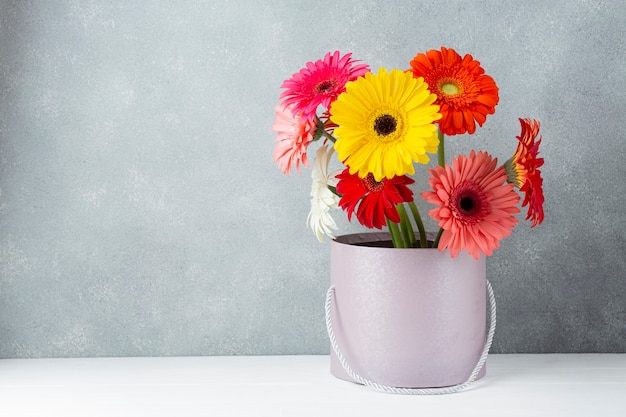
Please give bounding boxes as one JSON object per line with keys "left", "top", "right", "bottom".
{"left": 421, "top": 151, "right": 521, "bottom": 259}
{"left": 271, "top": 104, "right": 315, "bottom": 175}
{"left": 279, "top": 51, "right": 370, "bottom": 123}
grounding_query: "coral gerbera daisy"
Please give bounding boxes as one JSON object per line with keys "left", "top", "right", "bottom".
{"left": 421, "top": 151, "right": 520, "bottom": 259}
{"left": 280, "top": 51, "right": 370, "bottom": 123}
{"left": 271, "top": 104, "right": 315, "bottom": 175}
{"left": 307, "top": 145, "right": 342, "bottom": 242}
{"left": 330, "top": 68, "right": 441, "bottom": 181}
{"left": 504, "top": 118, "right": 545, "bottom": 227}
{"left": 336, "top": 168, "right": 414, "bottom": 230}
{"left": 409, "top": 46, "right": 499, "bottom": 136}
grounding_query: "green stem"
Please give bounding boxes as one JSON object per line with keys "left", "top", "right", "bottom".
{"left": 396, "top": 204, "right": 415, "bottom": 247}
{"left": 433, "top": 228, "right": 444, "bottom": 248}
{"left": 320, "top": 128, "right": 336, "bottom": 143}
{"left": 314, "top": 116, "right": 336, "bottom": 143}
{"left": 386, "top": 218, "right": 404, "bottom": 248}
{"left": 408, "top": 202, "right": 428, "bottom": 248}
{"left": 431, "top": 130, "right": 446, "bottom": 249}
{"left": 437, "top": 129, "right": 445, "bottom": 168}
{"left": 327, "top": 185, "right": 340, "bottom": 198}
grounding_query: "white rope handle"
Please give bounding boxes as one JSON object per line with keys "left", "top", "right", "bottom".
{"left": 325, "top": 280, "right": 497, "bottom": 395}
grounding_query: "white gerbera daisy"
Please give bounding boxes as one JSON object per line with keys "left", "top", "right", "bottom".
{"left": 307, "top": 144, "right": 341, "bottom": 242}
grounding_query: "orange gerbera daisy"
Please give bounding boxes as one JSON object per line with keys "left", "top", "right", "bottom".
{"left": 409, "top": 47, "right": 499, "bottom": 136}
{"left": 505, "top": 118, "right": 545, "bottom": 227}
{"left": 421, "top": 151, "right": 520, "bottom": 259}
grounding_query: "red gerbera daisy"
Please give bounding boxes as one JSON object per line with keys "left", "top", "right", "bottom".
{"left": 280, "top": 51, "right": 370, "bottom": 123}
{"left": 505, "top": 118, "right": 545, "bottom": 227}
{"left": 421, "top": 151, "right": 520, "bottom": 259}
{"left": 336, "top": 169, "right": 414, "bottom": 229}
{"left": 409, "top": 46, "right": 499, "bottom": 136}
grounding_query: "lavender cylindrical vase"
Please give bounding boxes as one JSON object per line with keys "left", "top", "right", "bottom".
{"left": 329, "top": 232, "right": 487, "bottom": 388}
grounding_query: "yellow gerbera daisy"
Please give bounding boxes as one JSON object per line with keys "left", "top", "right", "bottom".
{"left": 330, "top": 68, "right": 441, "bottom": 181}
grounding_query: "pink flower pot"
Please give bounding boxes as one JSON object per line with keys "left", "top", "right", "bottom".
{"left": 329, "top": 232, "right": 488, "bottom": 388}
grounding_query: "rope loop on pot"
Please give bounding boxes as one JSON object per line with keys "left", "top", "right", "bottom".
{"left": 324, "top": 280, "right": 497, "bottom": 395}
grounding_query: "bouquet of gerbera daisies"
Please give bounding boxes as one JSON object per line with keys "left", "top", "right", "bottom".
{"left": 272, "top": 47, "right": 544, "bottom": 259}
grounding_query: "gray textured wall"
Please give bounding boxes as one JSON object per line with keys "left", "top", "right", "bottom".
{"left": 0, "top": 0, "right": 624, "bottom": 358}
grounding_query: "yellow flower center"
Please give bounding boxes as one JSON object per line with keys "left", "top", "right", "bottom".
{"left": 441, "top": 82, "right": 460, "bottom": 96}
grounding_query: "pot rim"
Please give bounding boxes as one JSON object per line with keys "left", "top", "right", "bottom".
{"left": 332, "top": 232, "right": 439, "bottom": 249}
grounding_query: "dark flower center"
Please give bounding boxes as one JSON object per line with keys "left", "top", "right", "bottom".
{"left": 460, "top": 196, "right": 474, "bottom": 212}
{"left": 451, "top": 181, "right": 489, "bottom": 224}
{"left": 364, "top": 173, "right": 385, "bottom": 193}
{"left": 315, "top": 79, "right": 338, "bottom": 94}
{"left": 374, "top": 114, "right": 397, "bottom": 136}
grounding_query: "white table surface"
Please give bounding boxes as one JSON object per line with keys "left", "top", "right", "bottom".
{"left": 0, "top": 354, "right": 624, "bottom": 417}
